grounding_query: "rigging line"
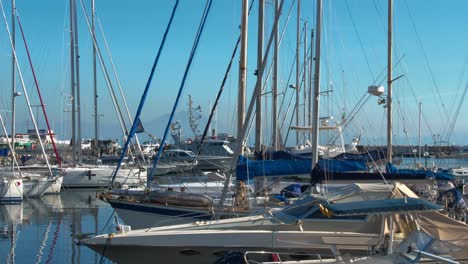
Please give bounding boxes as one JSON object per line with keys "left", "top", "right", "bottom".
{"left": 278, "top": 52, "right": 298, "bottom": 130}
{"left": 274, "top": 0, "right": 297, "bottom": 112}
{"left": 279, "top": 54, "right": 310, "bottom": 143}
{"left": 374, "top": 54, "right": 406, "bottom": 86}
{"left": 372, "top": 0, "right": 387, "bottom": 32}
{"left": 195, "top": 0, "right": 255, "bottom": 158}
{"left": 327, "top": 92, "right": 370, "bottom": 146}
{"left": 0, "top": 105, "right": 22, "bottom": 172}
{"left": 0, "top": 0, "right": 52, "bottom": 175}
{"left": 78, "top": 0, "right": 139, "bottom": 163}
{"left": 283, "top": 97, "right": 298, "bottom": 146}
{"left": 107, "top": 0, "right": 179, "bottom": 185}
{"left": 403, "top": 0, "right": 450, "bottom": 124}
{"left": 446, "top": 83, "right": 468, "bottom": 143}
{"left": 262, "top": 19, "right": 306, "bottom": 108}
{"left": 399, "top": 60, "right": 436, "bottom": 139}
{"left": 80, "top": 2, "right": 147, "bottom": 170}
{"left": 344, "top": 0, "right": 375, "bottom": 81}
{"left": 16, "top": 11, "right": 62, "bottom": 168}
{"left": 395, "top": 98, "right": 410, "bottom": 141}
{"left": 445, "top": 55, "right": 468, "bottom": 141}
{"left": 260, "top": 0, "right": 298, "bottom": 131}
{"left": 258, "top": 57, "right": 307, "bottom": 148}
{"left": 149, "top": 0, "right": 214, "bottom": 184}
{"left": 97, "top": 18, "right": 146, "bottom": 163}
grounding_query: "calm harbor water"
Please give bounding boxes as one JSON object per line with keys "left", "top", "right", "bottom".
{"left": 1, "top": 158, "right": 467, "bottom": 264}
{"left": 0, "top": 190, "right": 116, "bottom": 264}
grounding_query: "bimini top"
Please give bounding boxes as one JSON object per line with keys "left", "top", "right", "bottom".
{"left": 319, "top": 197, "right": 442, "bottom": 217}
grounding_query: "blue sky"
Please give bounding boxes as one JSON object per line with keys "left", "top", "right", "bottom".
{"left": 0, "top": 0, "right": 467, "bottom": 147}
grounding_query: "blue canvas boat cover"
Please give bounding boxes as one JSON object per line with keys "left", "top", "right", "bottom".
{"left": 236, "top": 155, "right": 312, "bottom": 181}
{"left": 321, "top": 197, "right": 442, "bottom": 216}
{"left": 387, "top": 163, "right": 455, "bottom": 181}
{"left": 318, "top": 158, "right": 368, "bottom": 172}
{"left": 236, "top": 155, "right": 370, "bottom": 181}
{"left": 333, "top": 149, "right": 386, "bottom": 162}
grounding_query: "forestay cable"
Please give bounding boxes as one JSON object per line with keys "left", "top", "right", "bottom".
{"left": 149, "top": 0, "right": 214, "bottom": 184}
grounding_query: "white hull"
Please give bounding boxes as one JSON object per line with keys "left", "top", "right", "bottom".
{"left": 62, "top": 166, "right": 146, "bottom": 188}
{"left": 23, "top": 177, "right": 52, "bottom": 197}
{"left": 83, "top": 230, "right": 381, "bottom": 264}
{"left": 0, "top": 178, "right": 23, "bottom": 204}
{"left": 44, "top": 176, "right": 63, "bottom": 194}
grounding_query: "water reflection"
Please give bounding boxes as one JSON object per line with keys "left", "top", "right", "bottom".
{"left": 0, "top": 190, "right": 115, "bottom": 264}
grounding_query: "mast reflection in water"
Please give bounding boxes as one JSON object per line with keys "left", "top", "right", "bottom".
{"left": 0, "top": 190, "right": 115, "bottom": 264}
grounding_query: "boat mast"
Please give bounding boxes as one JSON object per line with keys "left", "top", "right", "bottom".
{"left": 311, "top": 0, "right": 322, "bottom": 165}
{"left": 73, "top": 0, "right": 82, "bottom": 163}
{"left": 10, "top": 0, "right": 15, "bottom": 171}
{"left": 255, "top": 0, "right": 264, "bottom": 153}
{"left": 308, "top": 29, "right": 314, "bottom": 129}
{"left": 303, "top": 21, "right": 307, "bottom": 144}
{"left": 387, "top": 0, "right": 393, "bottom": 163}
{"left": 70, "top": 0, "right": 77, "bottom": 166}
{"left": 219, "top": 0, "right": 285, "bottom": 206}
{"left": 92, "top": 0, "right": 99, "bottom": 156}
{"left": 418, "top": 101, "right": 422, "bottom": 163}
{"left": 272, "top": 0, "right": 279, "bottom": 151}
{"left": 295, "top": 0, "right": 300, "bottom": 146}
{"left": 238, "top": 0, "right": 248, "bottom": 155}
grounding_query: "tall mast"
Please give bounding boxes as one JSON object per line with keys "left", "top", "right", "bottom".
{"left": 311, "top": 0, "right": 322, "bottom": 165}
{"left": 295, "top": 0, "right": 300, "bottom": 146}
{"left": 303, "top": 21, "right": 307, "bottom": 143}
{"left": 387, "top": 0, "right": 393, "bottom": 163}
{"left": 255, "top": 0, "right": 264, "bottom": 153}
{"left": 10, "top": 0, "right": 15, "bottom": 171}
{"left": 73, "top": 0, "right": 82, "bottom": 163}
{"left": 238, "top": 0, "right": 248, "bottom": 155}
{"left": 418, "top": 101, "right": 422, "bottom": 163}
{"left": 272, "top": 0, "right": 279, "bottom": 151}
{"left": 70, "top": 0, "right": 77, "bottom": 166}
{"left": 308, "top": 29, "right": 314, "bottom": 129}
{"left": 92, "top": 0, "right": 99, "bottom": 156}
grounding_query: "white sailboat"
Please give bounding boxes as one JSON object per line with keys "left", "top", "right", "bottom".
{"left": 60, "top": 0, "right": 149, "bottom": 189}
{"left": 0, "top": 1, "right": 63, "bottom": 197}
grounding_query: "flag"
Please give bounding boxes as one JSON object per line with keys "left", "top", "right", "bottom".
{"left": 135, "top": 118, "right": 145, "bottom": 133}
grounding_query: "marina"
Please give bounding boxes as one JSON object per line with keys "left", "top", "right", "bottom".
{"left": 0, "top": 157, "right": 467, "bottom": 263}
{"left": 0, "top": 0, "right": 468, "bottom": 263}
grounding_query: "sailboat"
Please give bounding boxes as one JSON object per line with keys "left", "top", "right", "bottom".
{"left": 60, "top": 0, "right": 148, "bottom": 189}
{"left": 0, "top": 2, "right": 65, "bottom": 197}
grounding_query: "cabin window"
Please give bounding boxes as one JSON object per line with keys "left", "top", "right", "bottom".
{"left": 179, "top": 249, "right": 201, "bottom": 256}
